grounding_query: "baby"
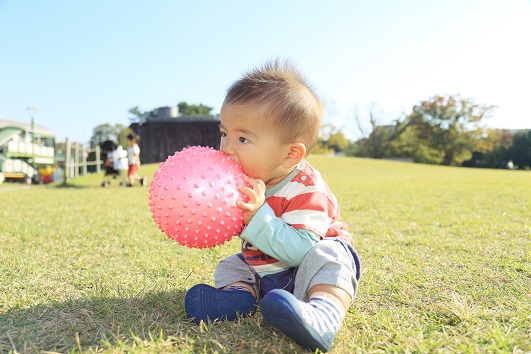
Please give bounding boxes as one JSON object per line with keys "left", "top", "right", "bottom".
{"left": 185, "top": 59, "right": 361, "bottom": 352}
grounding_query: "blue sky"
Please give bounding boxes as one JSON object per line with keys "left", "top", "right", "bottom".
{"left": 1, "top": 0, "right": 530, "bottom": 143}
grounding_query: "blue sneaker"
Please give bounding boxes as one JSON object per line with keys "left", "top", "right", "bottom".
{"left": 185, "top": 284, "right": 257, "bottom": 324}
{"left": 261, "top": 289, "right": 340, "bottom": 353}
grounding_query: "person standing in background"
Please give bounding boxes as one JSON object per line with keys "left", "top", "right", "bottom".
{"left": 126, "top": 133, "right": 145, "bottom": 187}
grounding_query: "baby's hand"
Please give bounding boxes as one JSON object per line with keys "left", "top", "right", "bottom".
{"left": 237, "top": 176, "right": 266, "bottom": 225}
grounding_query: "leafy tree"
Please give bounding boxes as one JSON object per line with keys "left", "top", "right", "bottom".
{"left": 177, "top": 102, "right": 214, "bottom": 117}
{"left": 464, "top": 129, "right": 513, "bottom": 168}
{"left": 509, "top": 130, "right": 531, "bottom": 169}
{"left": 385, "top": 126, "right": 418, "bottom": 158}
{"left": 475, "top": 129, "right": 513, "bottom": 155}
{"left": 117, "top": 126, "right": 133, "bottom": 147}
{"left": 321, "top": 124, "right": 349, "bottom": 152}
{"left": 89, "top": 123, "right": 127, "bottom": 148}
{"left": 408, "top": 95, "right": 495, "bottom": 166}
{"left": 352, "top": 104, "right": 411, "bottom": 158}
{"left": 313, "top": 124, "right": 349, "bottom": 154}
{"left": 328, "top": 131, "right": 349, "bottom": 152}
{"left": 312, "top": 137, "right": 334, "bottom": 155}
{"left": 128, "top": 106, "right": 155, "bottom": 124}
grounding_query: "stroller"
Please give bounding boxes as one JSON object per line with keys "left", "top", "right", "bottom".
{"left": 100, "top": 140, "right": 128, "bottom": 187}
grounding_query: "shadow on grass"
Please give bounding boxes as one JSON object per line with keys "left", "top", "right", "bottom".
{"left": 54, "top": 180, "right": 133, "bottom": 189}
{"left": 0, "top": 289, "right": 268, "bottom": 353}
{"left": 53, "top": 182, "right": 86, "bottom": 189}
{"left": 53, "top": 182, "right": 122, "bottom": 189}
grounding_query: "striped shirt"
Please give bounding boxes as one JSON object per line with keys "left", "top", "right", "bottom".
{"left": 240, "top": 160, "right": 353, "bottom": 276}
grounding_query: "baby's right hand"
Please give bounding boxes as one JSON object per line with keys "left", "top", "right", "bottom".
{"left": 237, "top": 176, "right": 266, "bottom": 225}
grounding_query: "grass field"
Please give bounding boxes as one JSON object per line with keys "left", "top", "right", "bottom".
{"left": 1, "top": 155, "right": 530, "bottom": 353}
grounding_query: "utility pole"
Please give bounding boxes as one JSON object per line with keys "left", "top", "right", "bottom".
{"left": 26, "top": 106, "right": 39, "bottom": 181}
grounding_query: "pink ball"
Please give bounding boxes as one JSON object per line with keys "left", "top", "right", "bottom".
{"left": 148, "top": 146, "right": 248, "bottom": 249}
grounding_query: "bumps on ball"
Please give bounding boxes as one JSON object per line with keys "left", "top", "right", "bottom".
{"left": 148, "top": 146, "right": 248, "bottom": 249}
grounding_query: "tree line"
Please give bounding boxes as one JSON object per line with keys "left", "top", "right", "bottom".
{"left": 88, "top": 96, "right": 530, "bottom": 170}
{"left": 316, "top": 95, "right": 531, "bottom": 170}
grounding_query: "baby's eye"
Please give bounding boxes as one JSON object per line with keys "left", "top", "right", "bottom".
{"left": 239, "top": 137, "right": 249, "bottom": 143}
{"left": 219, "top": 131, "right": 227, "bottom": 137}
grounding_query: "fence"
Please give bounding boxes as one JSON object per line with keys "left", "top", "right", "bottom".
{"left": 63, "top": 138, "right": 101, "bottom": 182}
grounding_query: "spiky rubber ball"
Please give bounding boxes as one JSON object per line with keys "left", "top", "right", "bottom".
{"left": 148, "top": 146, "right": 248, "bottom": 248}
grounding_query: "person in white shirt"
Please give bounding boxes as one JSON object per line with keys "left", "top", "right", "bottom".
{"left": 126, "top": 134, "right": 145, "bottom": 187}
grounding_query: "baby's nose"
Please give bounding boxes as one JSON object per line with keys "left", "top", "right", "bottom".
{"left": 220, "top": 139, "right": 232, "bottom": 155}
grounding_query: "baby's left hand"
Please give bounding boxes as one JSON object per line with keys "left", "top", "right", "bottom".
{"left": 237, "top": 176, "right": 266, "bottom": 225}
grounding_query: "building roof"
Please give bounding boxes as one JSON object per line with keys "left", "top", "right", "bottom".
{"left": 0, "top": 127, "right": 22, "bottom": 146}
{"left": 0, "top": 118, "right": 54, "bottom": 137}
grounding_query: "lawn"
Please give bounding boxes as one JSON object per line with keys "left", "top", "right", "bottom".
{"left": 1, "top": 155, "right": 530, "bottom": 353}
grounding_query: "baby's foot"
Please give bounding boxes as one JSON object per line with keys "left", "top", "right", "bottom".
{"left": 185, "top": 284, "right": 256, "bottom": 324}
{"left": 260, "top": 289, "right": 345, "bottom": 353}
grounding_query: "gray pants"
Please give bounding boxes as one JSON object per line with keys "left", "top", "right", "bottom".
{"left": 214, "top": 239, "right": 359, "bottom": 305}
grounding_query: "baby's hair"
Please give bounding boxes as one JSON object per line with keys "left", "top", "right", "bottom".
{"left": 224, "top": 59, "right": 323, "bottom": 154}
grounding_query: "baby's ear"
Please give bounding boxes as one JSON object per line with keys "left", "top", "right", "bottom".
{"left": 283, "top": 143, "right": 306, "bottom": 168}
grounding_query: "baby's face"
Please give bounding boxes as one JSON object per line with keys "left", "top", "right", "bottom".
{"left": 219, "top": 102, "right": 292, "bottom": 188}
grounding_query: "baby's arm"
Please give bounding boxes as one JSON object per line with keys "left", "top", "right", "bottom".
{"left": 237, "top": 175, "right": 320, "bottom": 266}
{"left": 240, "top": 204, "right": 320, "bottom": 266}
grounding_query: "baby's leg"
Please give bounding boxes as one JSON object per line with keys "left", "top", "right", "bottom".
{"left": 214, "top": 254, "right": 258, "bottom": 296}
{"left": 185, "top": 254, "right": 258, "bottom": 323}
{"left": 294, "top": 239, "right": 358, "bottom": 308}
{"left": 261, "top": 239, "right": 359, "bottom": 352}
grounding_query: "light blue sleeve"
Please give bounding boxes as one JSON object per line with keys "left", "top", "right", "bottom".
{"left": 240, "top": 203, "right": 320, "bottom": 267}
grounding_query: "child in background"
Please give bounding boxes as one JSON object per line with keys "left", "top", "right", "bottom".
{"left": 184, "top": 60, "right": 361, "bottom": 353}
{"left": 126, "top": 133, "right": 145, "bottom": 187}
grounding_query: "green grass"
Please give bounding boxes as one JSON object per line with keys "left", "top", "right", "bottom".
{"left": 1, "top": 156, "right": 530, "bottom": 353}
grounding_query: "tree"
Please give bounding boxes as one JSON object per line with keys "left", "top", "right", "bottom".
{"left": 117, "top": 126, "right": 133, "bottom": 147}
{"left": 89, "top": 123, "right": 128, "bottom": 148}
{"left": 509, "top": 130, "right": 531, "bottom": 169}
{"left": 177, "top": 102, "right": 214, "bottom": 117}
{"left": 408, "top": 95, "right": 495, "bottom": 166}
{"left": 313, "top": 124, "right": 349, "bottom": 154}
{"left": 128, "top": 106, "right": 155, "bottom": 124}
{"left": 477, "top": 129, "right": 516, "bottom": 168}
{"left": 352, "top": 104, "right": 411, "bottom": 158}
{"left": 463, "top": 129, "right": 514, "bottom": 168}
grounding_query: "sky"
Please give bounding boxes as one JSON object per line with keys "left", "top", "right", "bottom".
{"left": 1, "top": 0, "right": 530, "bottom": 143}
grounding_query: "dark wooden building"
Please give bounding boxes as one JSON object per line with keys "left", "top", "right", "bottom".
{"left": 130, "top": 116, "right": 221, "bottom": 164}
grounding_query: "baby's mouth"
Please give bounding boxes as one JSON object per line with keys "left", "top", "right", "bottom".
{"left": 223, "top": 154, "right": 239, "bottom": 166}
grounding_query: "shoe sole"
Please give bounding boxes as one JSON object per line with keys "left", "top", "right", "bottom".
{"left": 185, "top": 284, "right": 256, "bottom": 324}
{"left": 261, "top": 290, "right": 333, "bottom": 352}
